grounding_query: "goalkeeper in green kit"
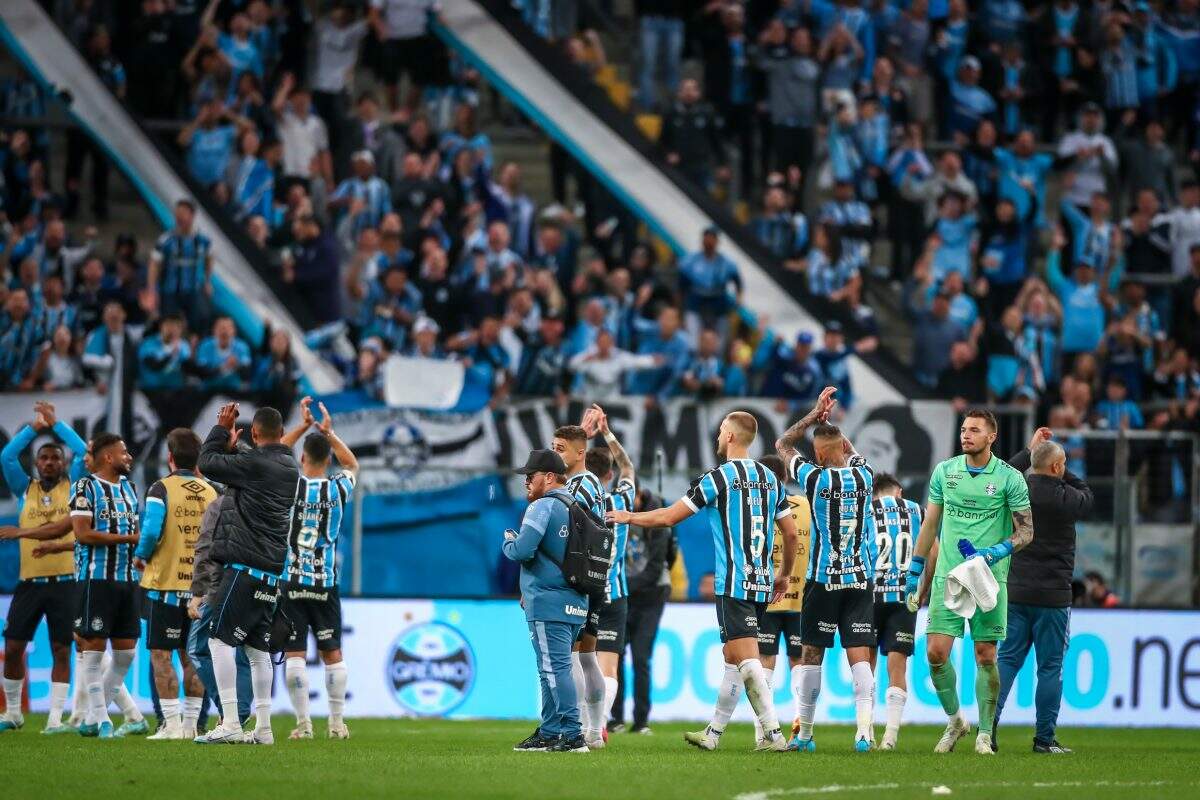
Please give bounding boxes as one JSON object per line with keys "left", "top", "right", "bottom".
{"left": 904, "top": 409, "right": 1033, "bottom": 755}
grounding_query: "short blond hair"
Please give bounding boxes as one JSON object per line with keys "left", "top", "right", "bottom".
{"left": 724, "top": 411, "right": 758, "bottom": 446}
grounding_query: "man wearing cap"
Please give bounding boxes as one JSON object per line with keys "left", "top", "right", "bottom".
{"left": 947, "top": 56, "right": 997, "bottom": 142}
{"left": 678, "top": 227, "right": 742, "bottom": 339}
{"left": 505, "top": 450, "right": 590, "bottom": 753}
{"left": 330, "top": 149, "right": 392, "bottom": 238}
{"left": 1056, "top": 102, "right": 1117, "bottom": 209}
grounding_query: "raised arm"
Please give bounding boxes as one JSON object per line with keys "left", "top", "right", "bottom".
{"left": 316, "top": 401, "right": 359, "bottom": 475}
{"left": 590, "top": 404, "right": 634, "bottom": 485}
{"left": 38, "top": 401, "right": 88, "bottom": 481}
{"left": 1, "top": 423, "right": 36, "bottom": 496}
{"left": 775, "top": 385, "right": 838, "bottom": 461}
{"left": 196, "top": 403, "right": 251, "bottom": 484}
{"left": 281, "top": 396, "right": 315, "bottom": 449}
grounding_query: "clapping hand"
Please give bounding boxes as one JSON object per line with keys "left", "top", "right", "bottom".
{"left": 316, "top": 402, "right": 334, "bottom": 436}
{"left": 216, "top": 402, "right": 240, "bottom": 430}
{"left": 1028, "top": 426, "right": 1053, "bottom": 452}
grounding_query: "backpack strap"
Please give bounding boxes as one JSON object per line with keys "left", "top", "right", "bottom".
{"left": 536, "top": 491, "right": 575, "bottom": 567}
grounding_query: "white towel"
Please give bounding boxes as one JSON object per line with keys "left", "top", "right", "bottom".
{"left": 944, "top": 558, "right": 1000, "bottom": 619}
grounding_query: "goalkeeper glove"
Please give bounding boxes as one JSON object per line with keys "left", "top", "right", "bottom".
{"left": 957, "top": 538, "right": 1013, "bottom": 567}
{"left": 904, "top": 555, "right": 926, "bottom": 612}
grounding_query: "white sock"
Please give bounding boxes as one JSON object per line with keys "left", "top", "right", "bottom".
{"left": 709, "top": 663, "right": 743, "bottom": 735}
{"left": 208, "top": 638, "right": 240, "bottom": 727}
{"left": 103, "top": 649, "right": 143, "bottom": 722}
{"left": 325, "top": 662, "right": 348, "bottom": 725}
{"left": 752, "top": 668, "right": 777, "bottom": 741}
{"left": 570, "top": 654, "right": 589, "bottom": 733}
{"left": 285, "top": 657, "right": 310, "bottom": 724}
{"left": 738, "top": 659, "right": 781, "bottom": 738}
{"left": 160, "top": 697, "right": 180, "bottom": 729}
{"left": 48, "top": 681, "right": 69, "bottom": 728}
{"left": 82, "top": 650, "right": 110, "bottom": 726}
{"left": 885, "top": 687, "right": 906, "bottom": 735}
{"left": 796, "top": 665, "right": 821, "bottom": 740}
{"left": 245, "top": 646, "right": 273, "bottom": 730}
{"left": 602, "top": 676, "right": 618, "bottom": 726}
{"left": 850, "top": 661, "right": 874, "bottom": 740}
{"left": 2, "top": 676, "right": 22, "bottom": 719}
{"left": 577, "top": 651, "right": 605, "bottom": 738}
{"left": 182, "top": 695, "right": 203, "bottom": 732}
{"left": 790, "top": 664, "right": 805, "bottom": 723}
{"left": 70, "top": 652, "right": 88, "bottom": 720}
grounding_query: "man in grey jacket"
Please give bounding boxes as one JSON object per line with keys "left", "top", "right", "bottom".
{"left": 186, "top": 494, "right": 252, "bottom": 730}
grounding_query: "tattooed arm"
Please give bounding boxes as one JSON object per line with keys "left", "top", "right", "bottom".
{"left": 592, "top": 404, "right": 635, "bottom": 485}
{"left": 774, "top": 386, "right": 838, "bottom": 462}
{"left": 1009, "top": 507, "right": 1034, "bottom": 552}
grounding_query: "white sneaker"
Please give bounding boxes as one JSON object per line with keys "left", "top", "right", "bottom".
{"left": 755, "top": 731, "right": 788, "bottom": 752}
{"left": 0, "top": 712, "right": 25, "bottom": 732}
{"left": 880, "top": 727, "right": 899, "bottom": 750}
{"left": 683, "top": 726, "right": 720, "bottom": 751}
{"left": 584, "top": 733, "right": 605, "bottom": 750}
{"left": 148, "top": 720, "right": 183, "bottom": 740}
{"left": 194, "top": 723, "right": 244, "bottom": 744}
{"left": 934, "top": 716, "right": 971, "bottom": 754}
{"left": 327, "top": 722, "right": 350, "bottom": 740}
{"left": 247, "top": 726, "right": 275, "bottom": 745}
{"left": 290, "top": 721, "right": 314, "bottom": 740}
{"left": 975, "top": 732, "right": 995, "bottom": 754}
{"left": 182, "top": 724, "right": 198, "bottom": 740}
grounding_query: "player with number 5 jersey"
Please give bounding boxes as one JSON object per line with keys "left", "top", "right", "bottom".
{"left": 607, "top": 411, "right": 799, "bottom": 753}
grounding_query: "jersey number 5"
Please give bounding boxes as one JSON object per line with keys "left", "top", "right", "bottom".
{"left": 750, "top": 516, "right": 766, "bottom": 560}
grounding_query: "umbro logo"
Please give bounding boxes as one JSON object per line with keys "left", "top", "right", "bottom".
{"left": 181, "top": 480, "right": 207, "bottom": 493}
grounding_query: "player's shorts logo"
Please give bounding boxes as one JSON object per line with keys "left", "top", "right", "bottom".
{"left": 387, "top": 621, "right": 475, "bottom": 717}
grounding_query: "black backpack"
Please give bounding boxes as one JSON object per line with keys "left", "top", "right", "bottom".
{"left": 543, "top": 492, "right": 613, "bottom": 596}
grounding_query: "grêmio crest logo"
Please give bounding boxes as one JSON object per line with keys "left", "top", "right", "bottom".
{"left": 387, "top": 621, "right": 475, "bottom": 717}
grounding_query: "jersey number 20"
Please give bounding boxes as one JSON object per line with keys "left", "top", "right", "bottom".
{"left": 875, "top": 528, "right": 912, "bottom": 573}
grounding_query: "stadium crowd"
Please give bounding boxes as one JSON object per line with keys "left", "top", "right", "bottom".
{"left": 0, "top": 0, "right": 1197, "bottom": 442}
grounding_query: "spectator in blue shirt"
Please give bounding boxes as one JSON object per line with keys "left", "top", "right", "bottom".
{"left": 1098, "top": 311, "right": 1152, "bottom": 400}
{"left": 194, "top": 315, "right": 253, "bottom": 392}
{"left": 947, "top": 56, "right": 996, "bottom": 142}
{"left": 1060, "top": 192, "right": 1121, "bottom": 278}
{"left": 330, "top": 150, "right": 392, "bottom": 239}
{"left": 979, "top": 193, "right": 1037, "bottom": 315}
{"left": 1100, "top": 22, "right": 1139, "bottom": 115}
{"left": 625, "top": 306, "right": 690, "bottom": 402}
{"left": 908, "top": 288, "right": 968, "bottom": 387}
{"left": 750, "top": 186, "right": 808, "bottom": 270}
{"left": 1046, "top": 229, "right": 1120, "bottom": 363}
{"left": 214, "top": 10, "right": 265, "bottom": 82}
{"left": 138, "top": 313, "right": 191, "bottom": 391}
{"left": 995, "top": 129, "right": 1054, "bottom": 229}
{"left": 178, "top": 98, "right": 247, "bottom": 188}
{"left": 1095, "top": 374, "right": 1144, "bottom": 430}
{"left": 0, "top": 289, "right": 40, "bottom": 390}
{"left": 678, "top": 227, "right": 742, "bottom": 335}
{"left": 679, "top": 329, "right": 731, "bottom": 401}
{"left": 359, "top": 266, "right": 423, "bottom": 351}
{"left": 930, "top": 190, "right": 977, "bottom": 280}
{"left": 806, "top": 222, "right": 861, "bottom": 305}
{"left": 226, "top": 128, "right": 274, "bottom": 224}
{"left": 1130, "top": 3, "right": 1177, "bottom": 117}
{"left": 813, "top": 321, "right": 877, "bottom": 410}
{"left": 250, "top": 326, "right": 301, "bottom": 411}
{"left": 458, "top": 315, "right": 511, "bottom": 398}
{"left": 756, "top": 329, "right": 822, "bottom": 410}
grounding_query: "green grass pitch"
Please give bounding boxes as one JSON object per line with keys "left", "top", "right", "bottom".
{"left": 4, "top": 716, "right": 1198, "bottom": 799}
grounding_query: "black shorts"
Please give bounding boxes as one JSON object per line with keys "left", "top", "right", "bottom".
{"left": 874, "top": 600, "right": 917, "bottom": 656}
{"left": 210, "top": 567, "right": 279, "bottom": 651}
{"left": 144, "top": 597, "right": 192, "bottom": 650}
{"left": 279, "top": 584, "right": 342, "bottom": 652}
{"left": 594, "top": 597, "right": 628, "bottom": 654}
{"left": 5, "top": 578, "right": 75, "bottom": 643}
{"left": 74, "top": 578, "right": 142, "bottom": 640}
{"left": 800, "top": 583, "right": 875, "bottom": 649}
{"left": 715, "top": 596, "right": 765, "bottom": 644}
{"left": 758, "top": 611, "right": 803, "bottom": 658}
{"left": 377, "top": 35, "right": 440, "bottom": 86}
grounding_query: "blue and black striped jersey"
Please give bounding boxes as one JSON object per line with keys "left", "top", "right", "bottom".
{"left": 153, "top": 231, "right": 211, "bottom": 296}
{"left": 284, "top": 472, "right": 356, "bottom": 588}
{"left": 603, "top": 476, "right": 636, "bottom": 601}
{"left": 683, "top": 459, "right": 790, "bottom": 602}
{"left": 872, "top": 495, "right": 924, "bottom": 604}
{"left": 566, "top": 470, "right": 606, "bottom": 520}
{"left": 69, "top": 475, "right": 140, "bottom": 582}
{"left": 789, "top": 454, "right": 876, "bottom": 587}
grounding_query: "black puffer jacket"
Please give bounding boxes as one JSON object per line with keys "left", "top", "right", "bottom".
{"left": 197, "top": 425, "right": 299, "bottom": 575}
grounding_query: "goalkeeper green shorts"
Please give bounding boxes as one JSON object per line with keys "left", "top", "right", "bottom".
{"left": 925, "top": 577, "right": 1008, "bottom": 642}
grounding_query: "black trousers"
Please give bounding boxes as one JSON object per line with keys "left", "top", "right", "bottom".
{"left": 65, "top": 128, "right": 110, "bottom": 217}
{"left": 613, "top": 585, "right": 669, "bottom": 728}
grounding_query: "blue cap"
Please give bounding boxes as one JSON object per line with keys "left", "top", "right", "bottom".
{"left": 796, "top": 331, "right": 814, "bottom": 345}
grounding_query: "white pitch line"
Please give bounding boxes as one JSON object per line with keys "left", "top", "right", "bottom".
{"left": 734, "top": 780, "right": 1180, "bottom": 800}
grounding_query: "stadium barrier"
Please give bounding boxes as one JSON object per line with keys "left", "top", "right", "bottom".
{"left": 2, "top": 596, "right": 1198, "bottom": 726}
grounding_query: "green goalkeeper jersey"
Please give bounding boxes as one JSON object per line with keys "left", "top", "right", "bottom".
{"left": 927, "top": 454, "right": 1031, "bottom": 583}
